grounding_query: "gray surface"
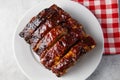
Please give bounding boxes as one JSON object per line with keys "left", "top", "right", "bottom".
{"left": 0, "top": 0, "right": 120, "bottom": 80}
{"left": 87, "top": 55, "right": 120, "bottom": 80}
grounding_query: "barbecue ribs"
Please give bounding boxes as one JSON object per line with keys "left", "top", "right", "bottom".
{"left": 19, "top": 4, "right": 96, "bottom": 77}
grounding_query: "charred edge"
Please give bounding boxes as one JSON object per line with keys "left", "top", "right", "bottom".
{"left": 82, "top": 36, "right": 96, "bottom": 51}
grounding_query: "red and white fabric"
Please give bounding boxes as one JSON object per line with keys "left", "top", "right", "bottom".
{"left": 73, "top": 0, "right": 120, "bottom": 54}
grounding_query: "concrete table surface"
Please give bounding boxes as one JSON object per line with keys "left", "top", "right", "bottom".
{"left": 0, "top": 0, "right": 119, "bottom": 80}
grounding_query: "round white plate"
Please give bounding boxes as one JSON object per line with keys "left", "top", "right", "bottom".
{"left": 13, "top": 0, "right": 104, "bottom": 80}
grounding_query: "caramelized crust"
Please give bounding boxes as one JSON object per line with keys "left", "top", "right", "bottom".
{"left": 50, "top": 4, "right": 70, "bottom": 21}
{"left": 30, "top": 12, "right": 71, "bottom": 48}
{"left": 51, "top": 42, "right": 88, "bottom": 77}
{"left": 33, "top": 26, "right": 67, "bottom": 55}
{"left": 51, "top": 36, "right": 96, "bottom": 77}
{"left": 40, "top": 28, "right": 84, "bottom": 69}
{"left": 30, "top": 20, "right": 55, "bottom": 48}
{"left": 19, "top": 8, "right": 56, "bottom": 43}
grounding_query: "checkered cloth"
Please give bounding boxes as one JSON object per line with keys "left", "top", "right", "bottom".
{"left": 73, "top": 0, "right": 120, "bottom": 54}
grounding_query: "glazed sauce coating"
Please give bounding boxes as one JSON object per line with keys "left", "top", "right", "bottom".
{"left": 19, "top": 7, "right": 58, "bottom": 43}
{"left": 40, "top": 29, "right": 83, "bottom": 69}
{"left": 30, "top": 10, "right": 71, "bottom": 48}
{"left": 40, "top": 16, "right": 86, "bottom": 69}
{"left": 30, "top": 20, "right": 54, "bottom": 48}
{"left": 51, "top": 42, "right": 87, "bottom": 77}
{"left": 33, "top": 26, "right": 67, "bottom": 55}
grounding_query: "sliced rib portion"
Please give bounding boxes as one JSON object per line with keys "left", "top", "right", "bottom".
{"left": 29, "top": 10, "right": 71, "bottom": 48}
{"left": 19, "top": 9, "right": 50, "bottom": 42}
{"left": 19, "top": 4, "right": 66, "bottom": 43}
{"left": 51, "top": 36, "right": 96, "bottom": 77}
{"left": 40, "top": 33, "right": 78, "bottom": 69}
{"left": 33, "top": 26, "right": 67, "bottom": 55}
{"left": 51, "top": 42, "right": 88, "bottom": 77}
{"left": 29, "top": 20, "right": 55, "bottom": 48}
{"left": 40, "top": 26, "right": 86, "bottom": 69}
{"left": 19, "top": 4, "right": 78, "bottom": 44}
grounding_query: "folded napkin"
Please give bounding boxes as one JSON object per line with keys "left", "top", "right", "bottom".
{"left": 73, "top": 0, "right": 120, "bottom": 54}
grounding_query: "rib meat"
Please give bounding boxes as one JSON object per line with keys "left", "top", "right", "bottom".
{"left": 51, "top": 42, "right": 89, "bottom": 77}
{"left": 19, "top": 4, "right": 96, "bottom": 77}
{"left": 33, "top": 26, "right": 67, "bottom": 55}
{"left": 40, "top": 27, "right": 85, "bottom": 69}
{"left": 29, "top": 20, "right": 55, "bottom": 48}
{"left": 19, "top": 4, "right": 70, "bottom": 43}
{"left": 51, "top": 35, "right": 96, "bottom": 77}
{"left": 29, "top": 12, "right": 71, "bottom": 48}
{"left": 19, "top": 9, "right": 54, "bottom": 43}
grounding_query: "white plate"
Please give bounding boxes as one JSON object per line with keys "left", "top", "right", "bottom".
{"left": 13, "top": 0, "right": 104, "bottom": 80}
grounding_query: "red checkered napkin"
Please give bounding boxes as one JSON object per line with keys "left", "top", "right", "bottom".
{"left": 73, "top": 0, "right": 120, "bottom": 54}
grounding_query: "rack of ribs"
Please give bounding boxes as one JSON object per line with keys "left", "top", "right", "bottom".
{"left": 19, "top": 4, "right": 96, "bottom": 77}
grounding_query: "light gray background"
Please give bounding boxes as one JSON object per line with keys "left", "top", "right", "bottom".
{"left": 0, "top": 0, "right": 119, "bottom": 80}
